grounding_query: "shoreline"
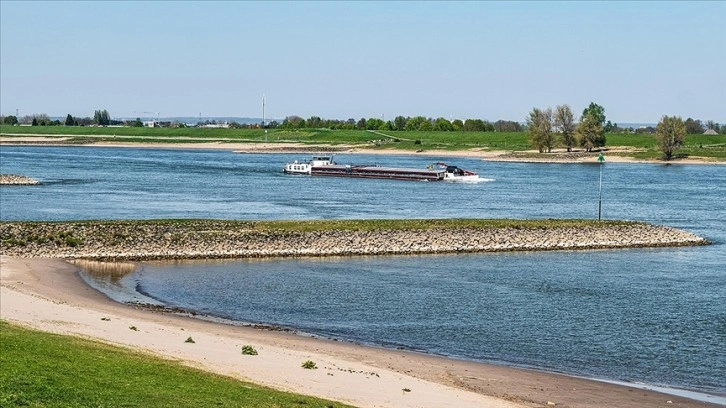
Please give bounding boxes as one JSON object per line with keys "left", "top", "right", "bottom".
{"left": 2, "top": 255, "right": 723, "bottom": 408}
{"left": 1, "top": 137, "right": 724, "bottom": 165}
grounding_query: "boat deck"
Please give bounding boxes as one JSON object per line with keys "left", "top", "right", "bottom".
{"left": 311, "top": 164, "right": 446, "bottom": 181}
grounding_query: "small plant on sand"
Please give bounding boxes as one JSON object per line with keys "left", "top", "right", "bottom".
{"left": 241, "top": 345, "right": 258, "bottom": 355}
{"left": 402, "top": 388, "right": 411, "bottom": 393}
{"left": 101, "top": 317, "right": 110, "bottom": 321}
{"left": 184, "top": 337, "right": 195, "bottom": 343}
{"left": 129, "top": 326, "right": 138, "bottom": 331}
{"left": 301, "top": 360, "right": 317, "bottom": 369}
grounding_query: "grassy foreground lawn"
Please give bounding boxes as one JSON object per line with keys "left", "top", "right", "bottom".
{"left": 0, "top": 321, "right": 352, "bottom": 408}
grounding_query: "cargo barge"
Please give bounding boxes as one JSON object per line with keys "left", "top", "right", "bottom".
{"left": 312, "top": 163, "right": 446, "bottom": 181}
{"left": 283, "top": 155, "right": 480, "bottom": 182}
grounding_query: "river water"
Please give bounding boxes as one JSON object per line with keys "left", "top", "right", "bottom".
{"left": 1, "top": 146, "right": 724, "bottom": 399}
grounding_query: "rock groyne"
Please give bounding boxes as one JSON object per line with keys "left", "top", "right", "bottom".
{"left": 0, "top": 174, "right": 40, "bottom": 185}
{"left": 0, "top": 220, "right": 709, "bottom": 261}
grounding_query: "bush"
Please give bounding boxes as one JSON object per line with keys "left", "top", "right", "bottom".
{"left": 301, "top": 360, "right": 317, "bottom": 369}
{"left": 185, "top": 337, "right": 195, "bottom": 343}
{"left": 241, "top": 345, "right": 258, "bottom": 355}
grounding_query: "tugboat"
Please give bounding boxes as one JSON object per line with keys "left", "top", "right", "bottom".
{"left": 283, "top": 155, "right": 334, "bottom": 175}
{"left": 433, "top": 162, "right": 481, "bottom": 182}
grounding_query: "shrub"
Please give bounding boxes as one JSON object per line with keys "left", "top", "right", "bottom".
{"left": 241, "top": 345, "right": 258, "bottom": 355}
{"left": 301, "top": 360, "right": 317, "bottom": 369}
{"left": 184, "top": 337, "right": 195, "bottom": 343}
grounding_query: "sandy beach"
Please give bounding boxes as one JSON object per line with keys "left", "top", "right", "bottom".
{"left": 1, "top": 256, "right": 722, "bottom": 408}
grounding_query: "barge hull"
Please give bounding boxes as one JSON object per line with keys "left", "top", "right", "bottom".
{"left": 311, "top": 165, "right": 445, "bottom": 181}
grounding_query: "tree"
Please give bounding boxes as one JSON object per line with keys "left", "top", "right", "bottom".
{"left": 356, "top": 118, "right": 367, "bottom": 130}
{"left": 655, "top": 115, "right": 686, "bottom": 160}
{"left": 404, "top": 116, "right": 426, "bottom": 131}
{"left": 366, "top": 118, "right": 385, "bottom": 130}
{"left": 604, "top": 120, "right": 614, "bottom": 132}
{"left": 684, "top": 118, "right": 704, "bottom": 134}
{"left": 433, "top": 117, "right": 453, "bottom": 131}
{"left": 393, "top": 116, "right": 407, "bottom": 131}
{"left": 554, "top": 104, "right": 576, "bottom": 152}
{"left": 577, "top": 111, "right": 606, "bottom": 152}
{"left": 307, "top": 116, "right": 323, "bottom": 128}
{"left": 526, "top": 107, "right": 554, "bottom": 153}
{"left": 65, "top": 114, "right": 75, "bottom": 126}
{"left": 494, "top": 120, "right": 521, "bottom": 132}
{"left": 418, "top": 120, "right": 433, "bottom": 131}
{"left": 451, "top": 119, "right": 464, "bottom": 131}
{"left": 3, "top": 115, "right": 18, "bottom": 125}
{"left": 281, "top": 115, "right": 305, "bottom": 129}
{"left": 93, "top": 109, "right": 110, "bottom": 126}
{"left": 31, "top": 118, "right": 38, "bottom": 126}
{"left": 582, "top": 102, "right": 606, "bottom": 127}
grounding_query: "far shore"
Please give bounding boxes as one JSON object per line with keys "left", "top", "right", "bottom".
{"left": 2, "top": 255, "right": 723, "bottom": 408}
{"left": 1, "top": 136, "right": 723, "bottom": 165}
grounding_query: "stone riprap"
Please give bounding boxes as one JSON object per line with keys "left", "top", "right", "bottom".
{"left": 0, "top": 174, "right": 40, "bottom": 185}
{"left": 0, "top": 220, "right": 709, "bottom": 261}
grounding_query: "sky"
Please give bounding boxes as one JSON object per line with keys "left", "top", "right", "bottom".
{"left": 1, "top": 1, "right": 724, "bottom": 124}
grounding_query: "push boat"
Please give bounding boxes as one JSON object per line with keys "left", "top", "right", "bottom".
{"left": 283, "top": 156, "right": 480, "bottom": 182}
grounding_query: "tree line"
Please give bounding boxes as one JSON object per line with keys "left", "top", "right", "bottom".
{"left": 1, "top": 110, "right": 144, "bottom": 127}
{"left": 273, "top": 115, "right": 523, "bottom": 132}
{"left": 2, "top": 108, "right": 723, "bottom": 138}
{"left": 527, "top": 102, "right": 608, "bottom": 153}
{"left": 526, "top": 102, "right": 716, "bottom": 160}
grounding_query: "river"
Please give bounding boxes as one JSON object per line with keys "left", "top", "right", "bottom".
{"left": 1, "top": 145, "right": 724, "bottom": 399}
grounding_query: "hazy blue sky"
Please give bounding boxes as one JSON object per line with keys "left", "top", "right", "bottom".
{"left": 1, "top": 1, "right": 724, "bottom": 123}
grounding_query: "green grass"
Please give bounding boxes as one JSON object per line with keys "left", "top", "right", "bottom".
{"left": 0, "top": 320, "right": 352, "bottom": 408}
{"left": 1, "top": 218, "right": 640, "bottom": 238}
{"left": 2, "top": 125, "right": 724, "bottom": 159}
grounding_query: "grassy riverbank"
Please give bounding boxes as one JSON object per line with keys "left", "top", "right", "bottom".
{"left": 0, "top": 321, "right": 352, "bottom": 408}
{"left": 0, "top": 219, "right": 708, "bottom": 261}
{"left": 2, "top": 125, "right": 724, "bottom": 161}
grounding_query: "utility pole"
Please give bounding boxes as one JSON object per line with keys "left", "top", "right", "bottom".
{"left": 597, "top": 153, "right": 605, "bottom": 221}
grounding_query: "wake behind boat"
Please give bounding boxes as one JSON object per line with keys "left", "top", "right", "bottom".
{"left": 283, "top": 155, "right": 486, "bottom": 182}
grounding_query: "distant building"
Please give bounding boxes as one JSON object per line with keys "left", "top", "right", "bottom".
{"left": 144, "top": 121, "right": 172, "bottom": 128}
{"left": 201, "top": 122, "right": 230, "bottom": 128}
{"left": 703, "top": 129, "right": 718, "bottom": 135}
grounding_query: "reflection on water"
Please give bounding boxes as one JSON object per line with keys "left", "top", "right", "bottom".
{"left": 73, "top": 259, "right": 137, "bottom": 280}
{"left": 74, "top": 260, "right": 162, "bottom": 305}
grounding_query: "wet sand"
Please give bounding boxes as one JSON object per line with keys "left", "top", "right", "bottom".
{"left": 1, "top": 256, "right": 722, "bottom": 408}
